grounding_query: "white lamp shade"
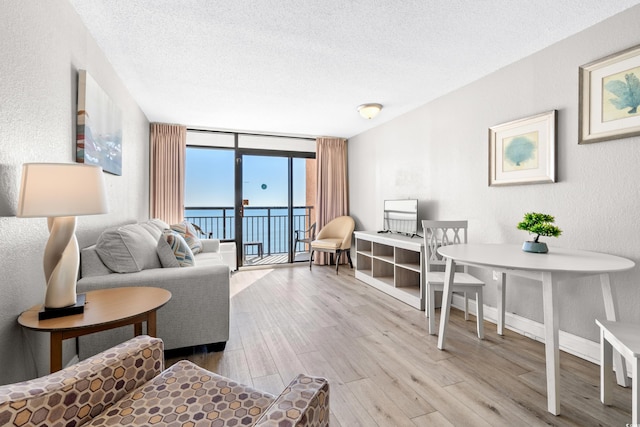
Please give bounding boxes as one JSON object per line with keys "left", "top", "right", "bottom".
{"left": 17, "top": 163, "right": 109, "bottom": 218}
{"left": 357, "top": 103, "right": 383, "bottom": 119}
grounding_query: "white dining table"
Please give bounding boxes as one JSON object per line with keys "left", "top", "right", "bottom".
{"left": 436, "top": 243, "right": 635, "bottom": 415}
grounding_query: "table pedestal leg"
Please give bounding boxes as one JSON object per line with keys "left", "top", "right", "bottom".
{"left": 600, "top": 273, "right": 629, "bottom": 387}
{"left": 437, "top": 258, "right": 456, "bottom": 350}
{"left": 50, "top": 331, "right": 63, "bottom": 373}
{"left": 542, "top": 272, "right": 560, "bottom": 415}
{"left": 147, "top": 310, "right": 157, "bottom": 337}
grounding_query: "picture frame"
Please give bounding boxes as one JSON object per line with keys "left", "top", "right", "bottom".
{"left": 76, "top": 70, "right": 122, "bottom": 175}
{"left": 488, "top": 110, "right": 557, "bottom": 187}
{"left": 579, "top": 44, "right": 640, "bottom": 144}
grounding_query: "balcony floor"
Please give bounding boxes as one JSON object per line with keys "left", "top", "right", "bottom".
{"left": 243, "top": 251, "right": 310, "bottom": 266}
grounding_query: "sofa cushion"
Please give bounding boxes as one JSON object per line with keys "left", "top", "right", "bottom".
{"left": 84, "top": 360, "right": 274, "bottom": 426}
{"left": 170, "top": 220, "right": 203, "bottom": 255}
{"left": 96, "top": 224, "right": 162, "bottom": 273}
{"left": 194, "top": 251, "right": 225, "bottom": 264}
{"left": 158, "top": 229, "right": 195, "bottom": 267}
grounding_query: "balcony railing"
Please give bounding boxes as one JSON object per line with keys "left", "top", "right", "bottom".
{"left": 185, "top": 206, "right": 314, "bottom": 257}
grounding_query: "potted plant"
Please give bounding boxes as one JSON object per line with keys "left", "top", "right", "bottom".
{"left": 517, "top": 212, "right": 562, "bottom": 253}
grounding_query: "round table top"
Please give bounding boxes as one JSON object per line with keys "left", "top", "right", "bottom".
{"left": 437, "top": 243, "right": 635, "bottom": 274}
{"left": 18, "top": 287, "right": 171, "bottom": 332}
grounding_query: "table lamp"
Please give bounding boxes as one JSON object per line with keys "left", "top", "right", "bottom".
{"left": 17, "top": 163, "right": 109, "bottom": 319}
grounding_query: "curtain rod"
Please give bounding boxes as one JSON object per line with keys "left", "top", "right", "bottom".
{"left": 186, "top": 127, "right": 316, "bottom": 141}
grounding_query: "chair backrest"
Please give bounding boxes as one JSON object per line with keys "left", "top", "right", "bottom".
{"left": 316, "top": 216, "right": 355, "bottom": 249}
{"left": 422, "top": 220, "right": 468, "bottom": 273}
{"left": 307, "top": 222, "right": 317, "bottom": 241}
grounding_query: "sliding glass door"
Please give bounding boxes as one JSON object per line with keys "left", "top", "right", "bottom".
{"left": 240, "top": 154, "right": 289, "bottom": 265}
{"left": 238, "top": 153, "right": 315, "bottom": 266}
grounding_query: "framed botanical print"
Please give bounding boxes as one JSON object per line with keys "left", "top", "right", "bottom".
{"left": 579, "top": 44, "right": 640, "bottom": 144}
{"left": 489, "top": 110, "right": 557, "bottom": 187}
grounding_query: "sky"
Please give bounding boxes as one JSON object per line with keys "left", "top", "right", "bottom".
{"left": 185, "top": 147, "right": 307, "bottom": 208}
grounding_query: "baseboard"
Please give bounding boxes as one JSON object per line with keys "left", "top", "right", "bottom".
{"left": 450, "top": 294, "right": 600, "bottom": 365}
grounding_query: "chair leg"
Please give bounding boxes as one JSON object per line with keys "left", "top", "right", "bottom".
{"left": 428, "top": 285, "right": 436, "bottom": 335}
{"left": 335, "top": 250, "right": 342, "bottom": 274}
{"left": 476, "top": 288, "right": 484, "bottom": 339}
{"left": 346, "top": 250, "right": 353, "bottom": 268}
{"left": 464, "top": 292, "right": 469, "bottom": 321}
{"left": 600, "top": 329, "right": 613, "bottom": 406}
{"left": 309, "top": 250, "right": 314, "bottom": 270}
{"left": 633, "top": 355, "right": 639, "bottom": 425}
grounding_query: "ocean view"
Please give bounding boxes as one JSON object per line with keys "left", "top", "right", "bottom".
{"left": 185, "top": 206, "right": 312, "bottom": 255}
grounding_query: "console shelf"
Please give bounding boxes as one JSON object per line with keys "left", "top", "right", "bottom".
{"left": 354, "top": 231, "right": 425, "bottom": 310}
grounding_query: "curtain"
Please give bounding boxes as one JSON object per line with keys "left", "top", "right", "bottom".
{"left": 150, "top": 123, "right": 186, "bottom": 224}
{"left": 315, "top": 137, "right": 349, "bottom": 265}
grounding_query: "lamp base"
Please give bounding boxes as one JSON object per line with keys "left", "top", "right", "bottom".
{"left": 38, "top": 294, "right": 86, "bottom": 320}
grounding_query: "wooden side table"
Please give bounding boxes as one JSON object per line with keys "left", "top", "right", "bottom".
{"left": 18, "top": 287, "right": 171, "bottom": 373}
{"left": 243, "top": 241, "right": 264, "bottom": 262}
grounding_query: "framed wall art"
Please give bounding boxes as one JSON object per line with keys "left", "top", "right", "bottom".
{"left": 579, "top": 44, "right": 640, "bottom": 144}
{"left": 488, "top": 110, "right": 557, "bottom": 187}
{"left": 76, "top": 69, "right": 122, "bottom": 175}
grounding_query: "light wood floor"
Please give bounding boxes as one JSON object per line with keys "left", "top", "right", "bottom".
{"left": 165, "top": 265, "right": 633, "bottom": 426}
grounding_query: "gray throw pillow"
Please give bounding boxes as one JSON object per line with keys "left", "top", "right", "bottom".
{"left": 96, "top": 224, "right": 162, "bottom": 273}
{"left": 148, "top": 218, "right": 170, "bottom": 231}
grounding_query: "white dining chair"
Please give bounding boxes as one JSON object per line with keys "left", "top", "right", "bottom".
{"left": 596, "top": 319, "right": 639, "bottom": 424}
{"left": 422, "top": 220, "right": 485, "bottom": 338}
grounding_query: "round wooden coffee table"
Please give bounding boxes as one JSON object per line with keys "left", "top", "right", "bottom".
{"left": 18, "top": 287, "right": 171, "bottom": 372}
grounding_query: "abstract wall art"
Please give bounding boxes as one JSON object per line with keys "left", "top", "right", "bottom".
{"left": 76, "top": 70, "right": 122, "bottom": 175}
{"left": 489, "top": 110, "right": 557, "bottom": 186}
{"left": 580, "top": 44, "right": 640, "bottom": 144}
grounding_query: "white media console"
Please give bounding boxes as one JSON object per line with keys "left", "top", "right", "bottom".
{"left": 354, "top": 231, "right": 425, "bottom": 310}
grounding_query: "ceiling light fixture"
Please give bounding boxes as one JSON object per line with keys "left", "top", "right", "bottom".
{"left": 357, "top": 103, "right": 383, "bottom": 119}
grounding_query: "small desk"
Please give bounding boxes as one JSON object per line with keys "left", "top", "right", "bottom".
{"left": 18, "top": 287, "right": 171, "bottom": 373}
{"left": 437, "top": 243, "right": 634, "bottom": 416}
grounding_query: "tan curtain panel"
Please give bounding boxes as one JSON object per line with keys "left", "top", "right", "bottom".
{"left": 315, "top": 137, "right": 349, "bottom": 265}
{"left": 150, "top": 123, "right": 186, "bottom": 224}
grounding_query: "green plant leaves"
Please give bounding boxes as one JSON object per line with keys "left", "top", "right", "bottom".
{"left": 517, "top": 212, "right": 562, "bottom": 243}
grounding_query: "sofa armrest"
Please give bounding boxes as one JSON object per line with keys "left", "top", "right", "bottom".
{"left": 0, "top": 335, "right": 163, "bottom": 427}
{"left": 254, "top": 374, "right": 329, "bottom": 426}
{"left": 201, "top": 238, "right": 220, "bottom": 253}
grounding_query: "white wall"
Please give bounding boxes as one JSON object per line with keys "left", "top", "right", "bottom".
{"left": 349, "top": 6, "right": 640, "bottom": 349}
{"left": 0, "top": 1, "right": 150, "bottom": 383}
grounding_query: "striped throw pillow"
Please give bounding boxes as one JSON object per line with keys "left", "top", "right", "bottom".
{"left": 158, "top": 229, "right": 195, "bottom": 267}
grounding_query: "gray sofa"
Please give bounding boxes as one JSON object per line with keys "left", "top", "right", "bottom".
{"left": 76, "top": 219, "right": 230, "bottom": 360}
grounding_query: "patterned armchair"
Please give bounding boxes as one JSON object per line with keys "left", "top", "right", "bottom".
{"left": 0, "top": 336, "right": 329, "bottom": 426}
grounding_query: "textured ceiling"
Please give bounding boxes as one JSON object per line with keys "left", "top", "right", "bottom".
{"left": 68, "top": 0, "right": 640, "bottom": 138}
